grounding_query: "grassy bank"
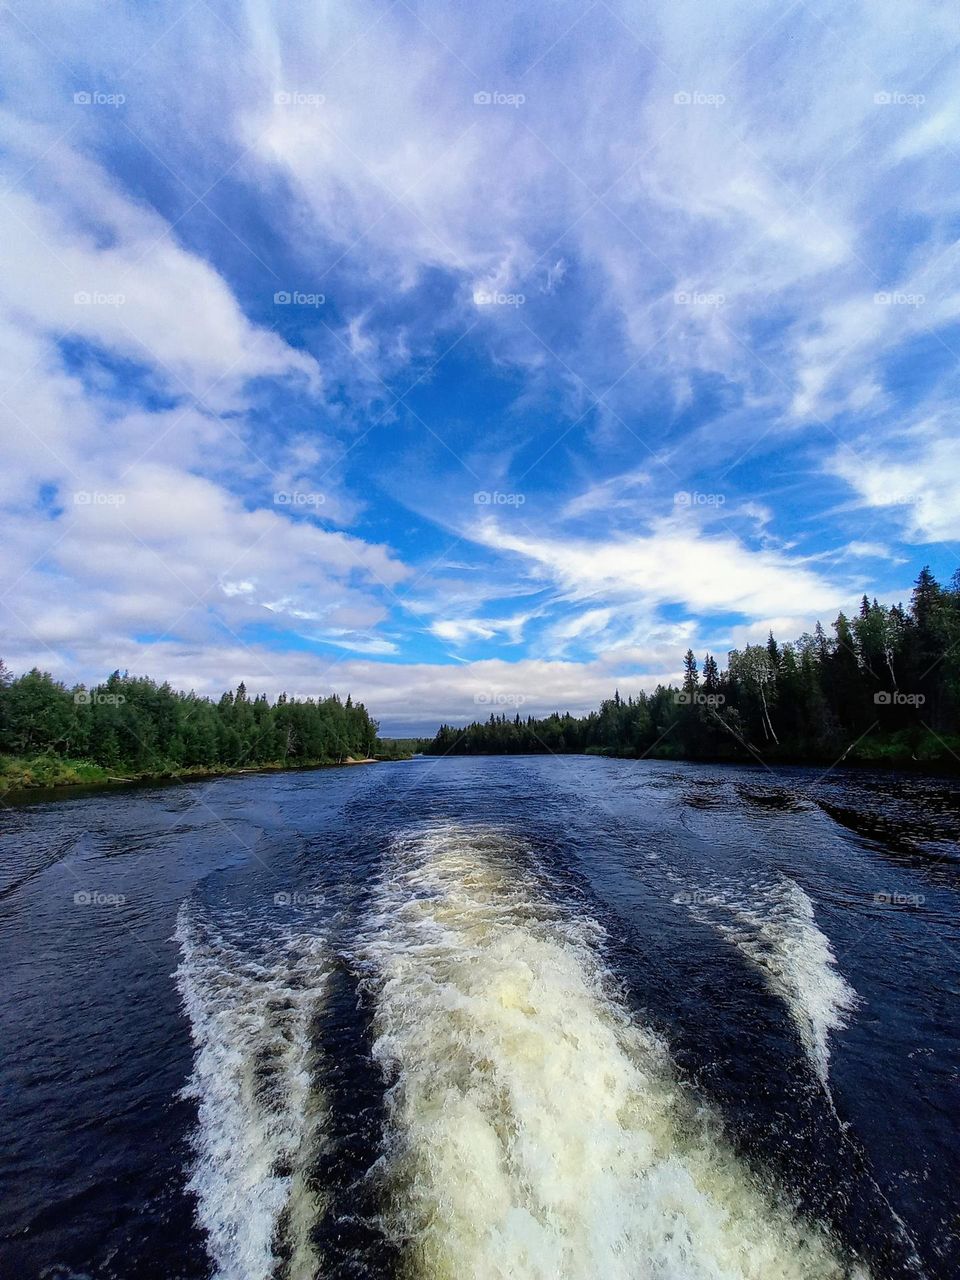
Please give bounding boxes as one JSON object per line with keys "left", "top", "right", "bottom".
{"left": 0, "top": 753, "right": 395, "bottom": 796}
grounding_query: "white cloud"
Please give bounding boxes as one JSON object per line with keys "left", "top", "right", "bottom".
{"left": 827, "top": 419, "right": 960, "bottom": 543}
{"left": 430, "top": 619, "right": 498, "bottom": 643}
{"left": 718, "top": 616, "right": 830, "bottom": 651}
{"left": 0, "top": 119, "right": 319, "bottom": 400}
{"left": 561, "top": 468, "right": 651, "bottom": 520}
{"left": 429, "top": 611, "right": 533, "bottom": 646}
{"left": 0, "top": 109, "right": 424, "bottom": 678}
{"left": 1, "top": 462, "right": 408, "bottom": 668}
{"left": 842, "top": 541, "right": 906, "bottom": 563}
{"left": 6, "top": 3, "right": 960, "bottom": 407}
{"left": 473, "top": 516, "right": 852, "bottom": 621}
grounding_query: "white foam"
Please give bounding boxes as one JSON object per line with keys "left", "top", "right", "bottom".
{"left": 359, "top": 822, "right": 864, "bottom": 1280}
{"left": 681, "top": 878, "right": 858, "bottom": 1087}
{"left": 175, "top": 902, "right": 328, "bottom": 1280}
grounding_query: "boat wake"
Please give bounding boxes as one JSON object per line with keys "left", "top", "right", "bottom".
{"left": 677, "top": 876, "right": 859, "bottom": 1088}
{"left": 357, "top": 822, "right": 865, "bottom": 1280}
{"left": 175, "top": 902, "right": 329, "bottom": 1280}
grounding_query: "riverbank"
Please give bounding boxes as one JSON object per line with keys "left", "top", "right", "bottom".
{"left": 581, "top": 728, "right": 960, "bottom": 772}
{"left": 0, "top": 752, "right": 400, "bottom": 798}
{"left": 426, "top": 728, "right": 960, "bottom": 773}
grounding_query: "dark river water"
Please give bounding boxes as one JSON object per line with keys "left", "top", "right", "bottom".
{"left": 1, "top": 756, "right": 958, "bottom": 1280}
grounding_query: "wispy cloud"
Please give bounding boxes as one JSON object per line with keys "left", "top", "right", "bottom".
{"left": 0, "top": 0, "right": 957, "bottom": 727}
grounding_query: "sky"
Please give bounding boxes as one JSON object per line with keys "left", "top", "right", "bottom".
{"left": 1, "top": 0, "right": 959, "bottom": 734}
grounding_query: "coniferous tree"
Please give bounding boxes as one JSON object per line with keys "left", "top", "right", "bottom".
{"left": 426, "top": 568, "right": 959, "bottom": 766}
{"left": 0, "top": 667, "right": 379, "bottom": 775}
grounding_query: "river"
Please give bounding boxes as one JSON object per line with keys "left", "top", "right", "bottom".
{"left": 1, "top": 756, "right": 958, "bottom": 1279}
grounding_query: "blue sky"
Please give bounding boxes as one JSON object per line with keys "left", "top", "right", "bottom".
{"left": 1, "top": 0, "right": 959, "bottom": 732}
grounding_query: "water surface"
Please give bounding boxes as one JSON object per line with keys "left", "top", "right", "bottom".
{"left": 1, "top": 757, "right": 958, "bottom": 1279}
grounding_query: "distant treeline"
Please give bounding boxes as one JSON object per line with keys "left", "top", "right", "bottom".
{"left": 377, "top": 737, "right": 429, "bottom": 756}
{"left": 428, "top": 567, "right": 960, "bottom": 766}
{"left": 0, "top": 666, "right": 379, "bottom": 774}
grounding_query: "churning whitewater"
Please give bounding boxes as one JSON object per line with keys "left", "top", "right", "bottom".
{"left": 10, "top": 757, "right": 957, "bottom": 1279}
{"left": 175, "top": 903, "right": 330, "bottom": 1280}
{"left": 675, "top": 876, "right": 860, "bottom": 1088}
{"left": 354, "top": 822, "right": 864, "bottom": 1280}
{"left": 172, "top": 821, "right": 870, "bottom": 1280}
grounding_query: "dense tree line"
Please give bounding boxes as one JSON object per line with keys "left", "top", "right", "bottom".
{"left": 428, "top": 568, "right": 960, "bottom": 765}
{"left": 0, "top": 664, "right": 379, "bottom": 773}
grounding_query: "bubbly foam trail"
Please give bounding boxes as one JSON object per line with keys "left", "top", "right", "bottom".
{"left": 678, "top": 878, "right": 858, "bottom": 1087}
{"left": 359, "top": 823, "right": 866, "bottom": 1280}
{"left": 677, "top": 879, "right": 927, "bottom": 1275}
{"left": 175, "top": 903, "right": 328, "bottom": 1280}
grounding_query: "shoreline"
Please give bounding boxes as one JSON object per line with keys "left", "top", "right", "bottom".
{"left": 3, "top": 746, "right": 957, "bottom": 807}
{"left": 0, "top": 753, "right": 404, "bottom": 804}
{"left": 424, "top": 746, "right": 960, "bottom": 777}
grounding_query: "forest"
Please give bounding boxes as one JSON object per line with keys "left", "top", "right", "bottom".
{"left": 0, "top": 665, "right": 381, "bottom": 788}
{"left": 427, "top": 567, "right": 960, "bottom": 767}
{"left": 4, "top": 567, "right": 960, "bottom": 787}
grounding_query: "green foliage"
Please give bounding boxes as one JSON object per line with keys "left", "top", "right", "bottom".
{"left": 0, "top": 667, "right": 379, "bottom": 787}
{"left": 427, "top": 567, "right": 960, "bottom": 767}
{"left": 0, "top": 755, "right": 113, "bottom": 790}
{"left": 375, "top": 737, "right": 428, "bottom": 759}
